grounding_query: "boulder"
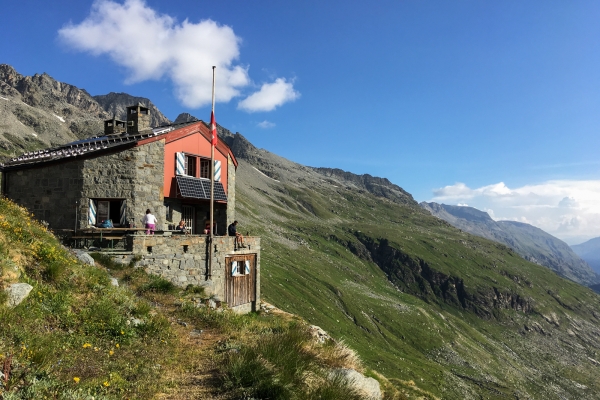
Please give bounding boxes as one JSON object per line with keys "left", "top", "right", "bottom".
{"left": 329, "top": 368, "right": 381, "bottom": 400}
{"left": 73, "top": 250, "right": 95, "bottom": 266}
{"left": 110, "top": 277, "right": 119, "bottom": 287}
{"left": 5, "top": 283, "right": 33, "bottom": 307}
{"left": 309, "top": 325, "right": 332, "bottom": 343}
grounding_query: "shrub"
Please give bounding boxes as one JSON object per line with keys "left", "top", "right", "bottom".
{"left": 185, "top": 284, "right": 206, "bottom": 296}
{"left": 138, "top": 275, "right": 176, "bottom": 294}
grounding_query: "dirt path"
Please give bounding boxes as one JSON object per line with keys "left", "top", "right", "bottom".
{"left": 156, "top": 321, "right": 228, "bottom": 400}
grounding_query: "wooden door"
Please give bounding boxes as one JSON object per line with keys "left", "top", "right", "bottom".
{"left": 225, "top": 254, "right": 257, "bottom": 308}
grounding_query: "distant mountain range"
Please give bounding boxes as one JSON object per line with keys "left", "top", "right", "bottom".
{"left": 420, "top": 201, "right": 599, "bottom": 287}
{"left": 572, "top": 237, "right": 600, "bottom": 275}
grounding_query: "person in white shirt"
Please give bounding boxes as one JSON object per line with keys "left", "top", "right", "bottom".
{"left": 143, "top": 209, "right": 158, "bottom": 235}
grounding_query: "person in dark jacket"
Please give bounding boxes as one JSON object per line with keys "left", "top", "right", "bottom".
{"left": 228, "top": 220, "right": 246, "bottom": 248}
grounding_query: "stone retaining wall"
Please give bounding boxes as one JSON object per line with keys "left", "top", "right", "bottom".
{"left": 113, "top": 234, "right": 260, "bottom": 312}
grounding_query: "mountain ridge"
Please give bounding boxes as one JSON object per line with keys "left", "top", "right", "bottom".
{"left": 572, "top": 236, "right": 600, "bottom": 275}
{"left": 420, "top": 201, "right": 599, "bottom": 286}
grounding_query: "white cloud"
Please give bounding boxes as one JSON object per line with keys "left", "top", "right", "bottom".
{"left": 430, "top": 180, "right": 600, "bottom": 244}
{"left": 58, "top": 0, "right": 297, "bottom": 110}
{"left": 558, "top": 196, "right": 579, "bottom": 209}
{"left": 257, "top": 120, "right": 276, "bottom": 128}
{"left": 238, "top": 78, "right": 300, "bottom": 112}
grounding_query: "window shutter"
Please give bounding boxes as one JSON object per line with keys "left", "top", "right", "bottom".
{"left": 244, "top": 260, "right": 251, "bottom": 274}
{"left": 120, "top": 200, "right": 127, "bottom": 226}
{"left": 176, "top": 152, "right": 185, "bottom": 175}
{"left": 88, "top": 199, "right": 97, "bottom": 226}
{"left": 214, "top": 160, "right": 221, "bottom": 182}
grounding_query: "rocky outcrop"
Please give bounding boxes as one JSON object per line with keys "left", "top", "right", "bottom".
{"left": 329, "top": 368, "right": 381, "bottom": 400}
{"left": 173, "top": 112, "right": 199, "bottom": 124}
{"left": 5, "top": 283, "right": 33, "bottom": 307}
{"left": 314, "top": 167, "right": 416, "bottom": 206}
{"left": 73, "top": 249, "right": 95, "bottom": 266}
{"left": 0, "top": 64, "right": 108, "bottom": 154}
{"left": 353, "top": 232, "right": 533, "bottom": 318}
{"left": 94, "top": 92, "right": 171, "bottom": 127}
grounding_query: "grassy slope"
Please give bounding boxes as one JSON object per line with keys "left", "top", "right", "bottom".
{"left": 236, "top": 159, "right": 600, "bottom": 399}
{"left": 0, "top": 197, "right": 376, "bottom": 400}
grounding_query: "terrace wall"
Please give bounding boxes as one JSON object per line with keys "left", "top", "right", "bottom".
{"left": 113, "top": 234, "right": 261, "bottom": 312}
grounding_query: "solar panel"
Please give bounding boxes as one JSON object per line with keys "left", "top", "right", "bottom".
{"left": 176, "top": 175, "right": 227, "bottom": 201}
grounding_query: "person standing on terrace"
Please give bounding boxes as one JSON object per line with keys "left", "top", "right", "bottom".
{"left": 143, "top": 209, "right": 158, "bottom": 235}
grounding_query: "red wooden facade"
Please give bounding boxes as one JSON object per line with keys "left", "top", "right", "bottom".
{"left": 137, "top": 121, "right": 238, "bottom": 199}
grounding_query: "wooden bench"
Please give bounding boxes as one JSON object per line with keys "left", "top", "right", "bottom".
{"left": 71, "top": 235, "right": 127, "bottom": 248}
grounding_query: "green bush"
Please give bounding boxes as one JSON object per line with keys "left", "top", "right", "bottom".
{"left": 138, "top": 275, "right": 176, "bottom": 294}
{"left": 185, "top": 283, "right": 206, "bottom": 296}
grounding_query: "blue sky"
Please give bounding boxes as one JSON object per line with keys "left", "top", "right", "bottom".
{"left": 2, "top": 0, "right": 600, "bottom": 244}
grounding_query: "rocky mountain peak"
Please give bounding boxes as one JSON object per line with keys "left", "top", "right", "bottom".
{"left": 314, "top": 167, "right": 417, "bottom": 205}
{"left": 421, "top": 201, "right": 493, "bottom": 223}
{"left": 93, "top": 92, "right": 170, "bottom": 127}
{"left": 173, "top": 112, "right": 199, "bottom": 124}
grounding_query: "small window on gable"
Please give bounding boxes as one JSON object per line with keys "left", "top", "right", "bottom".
{"left": 200, "top": 158, "right": 210, "bottom": 179}
{"left": 185, "top": 155, "right": 197, "bottom": 177}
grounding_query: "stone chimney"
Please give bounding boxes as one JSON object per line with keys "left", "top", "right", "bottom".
{"left": 126, "top": 104, "right": 151, "bottom": 134}
{"left": 104, "top": 117, "right": 126, "bottom": 136}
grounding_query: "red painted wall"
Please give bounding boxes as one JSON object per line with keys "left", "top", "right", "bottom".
{"left": 162, "top": 124, "right": 229, "bottom": 198}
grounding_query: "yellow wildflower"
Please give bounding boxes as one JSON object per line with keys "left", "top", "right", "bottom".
{"left": 82, "top": 343, "right": 92, "bottom": 348}
{"left": 115, "top": 343, "right": 120, "bottom": 348}
{"left": 121, "top": 330, "right": 124, "bottom": 335}
{"left": 103, "top": 381, "right": 110, "bottom": 387}
{"left": 73, "top": 377, "right": 80, "bottom": 383}
{"left": 94, "top": 347, "right": 99, "bottom": 352}
{"left": 109, "top": 350, "right": 114, "bottom": 356}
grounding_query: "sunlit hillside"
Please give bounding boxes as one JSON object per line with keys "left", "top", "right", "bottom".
{"left": 232, "top": 147, "right": 600, "bottom": 399}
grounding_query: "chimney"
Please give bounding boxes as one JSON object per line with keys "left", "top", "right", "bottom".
{"left": 126, "top": 103, "right": 151, "bottom": 134}
{"left": 104, "top": 117, "right": 127, "bottom": 136}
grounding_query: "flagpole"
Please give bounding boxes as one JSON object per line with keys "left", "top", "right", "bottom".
{"left": 209, "top": 66, "right": 216, "bottom": 280}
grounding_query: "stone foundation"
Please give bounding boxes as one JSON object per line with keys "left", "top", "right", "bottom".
{"left": 112, "top": 234, "right": 260, "bottom": 313}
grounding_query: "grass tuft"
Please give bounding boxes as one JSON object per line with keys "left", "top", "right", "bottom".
{"left": 138, "top": 274, "right": 177, "bottom": 294}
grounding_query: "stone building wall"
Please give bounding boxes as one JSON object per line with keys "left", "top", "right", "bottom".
{"left": 78, "top": 140, "right": 166, "bottom": 229}
{"left": 4, "top": 161, "right": 84, "bottom": 229}
{"left": 113, "top": 234, "right": 260, "bottom": 312}
{"left": 133, "top": 140, "right": 166, "bottom": 229}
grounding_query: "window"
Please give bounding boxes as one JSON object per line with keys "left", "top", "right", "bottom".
{"left": 89, "top": 199, "right": 126, "bottom": 226}
{"left": 200, "top": 158, "right": 210, "bottom": 179}
{"left": 185, "top": 155, "right": 197, "bottom": 177}
{"left": 182, "top": 205, "right": 194, "bottom": 233}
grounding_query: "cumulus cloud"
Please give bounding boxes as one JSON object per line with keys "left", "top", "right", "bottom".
{"left": 430, "top": 180, "right": 600, "bottom": 244}
{"left": 238, "top": 78, "right": 300, "bottom": 112}
{"left": 257, "top": 120, "right": 276, "bottom": 128}
{"left": 58, "top": 0, "right": 298, "bottom": 110}
{"left": 558, "top": 196, "right": 579, "bottom": 208}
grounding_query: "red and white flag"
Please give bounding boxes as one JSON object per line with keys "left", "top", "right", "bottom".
{"left": 210, "top": 111, "right": 218, "bottom": 146}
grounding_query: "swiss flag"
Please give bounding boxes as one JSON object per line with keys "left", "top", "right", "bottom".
{"left": 210, "top": 111, "right": 218, "bottom": 146}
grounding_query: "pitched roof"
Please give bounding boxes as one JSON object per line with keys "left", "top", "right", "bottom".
{"left": 1, "top": 120, "right": 237, "bottom": 170}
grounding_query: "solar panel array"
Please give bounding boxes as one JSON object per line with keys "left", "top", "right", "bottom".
{"left": 176, "top": 175, "right": 228, "bottom": 201}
